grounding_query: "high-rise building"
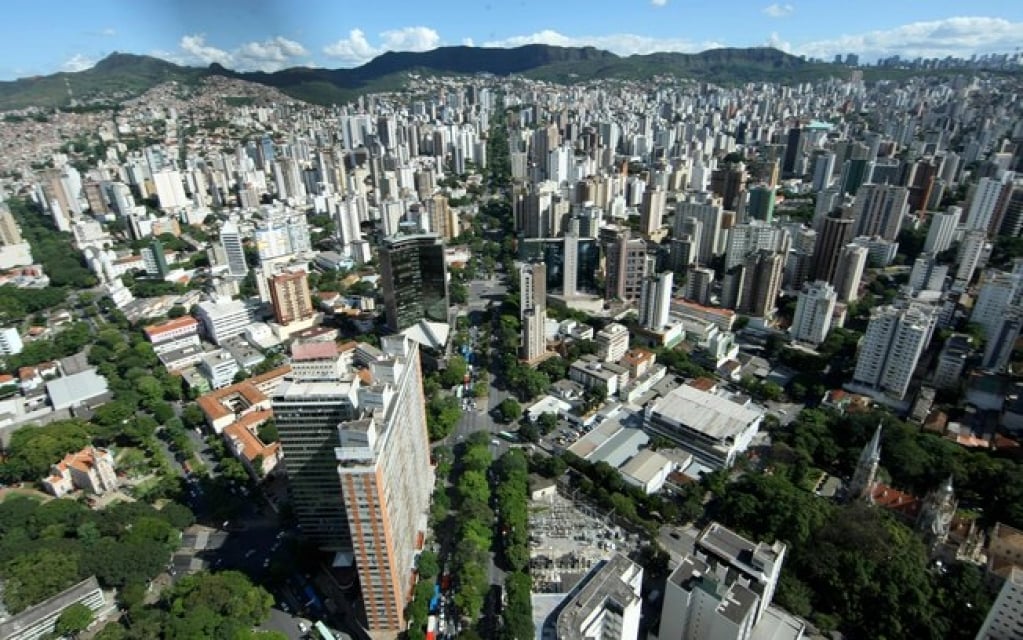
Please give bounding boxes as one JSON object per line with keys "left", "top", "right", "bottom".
{"left": 812, "top": 152, "right": 836, "bottom": 192}
{"left": 907, "top": 253, "right": 949, "bottom": 294}
{"left": 965, "top": 175, "right": 1013, "bottom": 235}
{"left": 335, "top": 336, "right": 433, "bottom": 633}
{"left": 639, "top": 270, "right": 673, "bottom": 331}
{"left": 269, "top": 270, "right": 314, "bottom": 325}
{"left": 554, "top": 554, "right": 643, "bottom": 640}
{"left": 675, "top": 194, "right": 723, "bottom": 264}
{"left": 746, "top": 185, "right": 776, "bottom": 223}
{"left": 220, "top": 219, "right": 248, "bottom": 277}
{"left": 790, "top": 281, "right": 837, "bottom": 345}
{"left": 737, "top": 250, "right": 784, "bottom": 318}
{"left": 684, "top": 267, "right": 714, "bottom": 305}
{"left": 273, "top": 342, "right": 361, "bottom": 551}
{"left": 971, "top": 269, "right": 1023, "bottom": 342}
{"left": 812, "top": 215, "right": 855, "bottom": 283}
{"left": 141, "top": 238, "right": 170, "bottom": 278}
{"left": 595, "top": 323, "right": 630, "bottom": 363}
{"left": 520, "top": 261, "right": 547, "bottom": 362}
{"left": 923, "top": 208, "right": 960, "bottom": 254}
{"left": 933, "top": 334, "right": 973, "bottom": 390}
{"left": 563, "top": 219, "right": 579, "bottom": 297}
{"left": 604, "top": 230, "right": 649, "bottom": 302}
{"left": 982, "top": 309, "right": 1023, "bottom": 372}
{"left": 851, "top": 183, "right": 909, "bottom": 242}
{"left": 976, "top": 566, "right": 1023, "bottom": 639}
{"left": 379, "top": 234, "right": 448, "bottom": 332}
{"left": 955, "top": 229, "right": 988, "bottom": 286}
{"left": 709, "top": 162, "right": 747, "bottom": 210}
{"left": 852, "top": 303, "right": 936, "bottom": 401}
{"left": 659, "top": 522, "right": 790, "bottom": 640}
{"left": 0, "top": 205, "right": 22, "bottom": 246}
{"left": 639, "top": 186, "right": 667, "bottom": 236}
{"left": 782, "top": 126, "right": 803, "bottom": 176}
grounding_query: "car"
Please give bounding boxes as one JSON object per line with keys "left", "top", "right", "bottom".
{"left": 245, "top": 550, "right": 256, "bottom": 558}
{"left": 280, "top": 602, "right": 291, "bottom": 613}
{"left": 263, "top": 558, "right": 271, "bottom": 568}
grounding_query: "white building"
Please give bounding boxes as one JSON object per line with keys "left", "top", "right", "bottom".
{"left": 201, "top": 350, "right": 241, "bottom": 389}
{"left": 965, "top": 175, "right": 1011, "bottom": 233}
{"left": 152, "top": 169, "right": 189, "bottom": 211}
{"left": 975, "top": 566, "right": 1023, "bottom": 640}
{"left": 41, "top": 446, "right": 117, "bottom": 497}
{"left": 659, "top": 522, "right": 795, "bottom": 640}
{"left": 971, "top": 269, "right": 1023, "bottom": 342}
{"left": 852, "top": 302, "right": 937, "bottom": 401}
{"left": 0, "top": 326, "right": 24, "bottom": 356}
{"left": 923, "top": 208, "right": 960, "bottom": 254}
{"left": 639, "top": 270, "right": 673, "bottom": 331}
{"left": 220, "top": 219, "right": 248, "bottom": 277}
{"left": 554, "top": 553, "right": 643, "bottom": 640}
{"left": 195, "top": 298, "right": 256, "bottom": 345}
{"left": 595, "top": 323, "right": 630, "bottom": 363}
{"left": 644, "top": 384, "right": 763, "bottom": 469}
{"left": 619, "top": 449, "right": 674, "bottom": 494}
{"left": 790, "top": 281, "right": 836, "bottom": 345}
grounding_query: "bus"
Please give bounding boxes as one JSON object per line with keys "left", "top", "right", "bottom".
{"left": 498, "top": 430, "right": 520, "bottom": 443}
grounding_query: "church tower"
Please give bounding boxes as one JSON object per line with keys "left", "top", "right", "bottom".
{"left": 917, "top": 475, "right": 957, "bottom": 547}
{"left": 849, "top": 424, "right": 882, "bottom": 502}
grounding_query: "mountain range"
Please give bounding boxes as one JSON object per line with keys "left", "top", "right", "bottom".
{"left": 0, "top": 44, "right": 847, "bottom": 111}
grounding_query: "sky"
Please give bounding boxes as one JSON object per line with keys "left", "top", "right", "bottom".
{"left": 2, "top": 0, "right": 1023, "bottom": 80}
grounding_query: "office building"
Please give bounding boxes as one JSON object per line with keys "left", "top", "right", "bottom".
{"left": 923, "top": 208, "right": 960, "bottom": 254}
{"left": 812, "top": 152, "right": 836, "bottom": 192}
{"left": 520, "top": 261, "right": 547, "bottom": 362}
{"left": 220, "top": 219, "right": 248, "bottom": 277}
{"left": 737, "top": 250, "right": 784, "bottom": 318}
{"left": 639, "top": 270, "right": 673, "bottom": 331}
{"left": 274, "top": 342, "right": 361, "bottom": 551}
{"left": 746, "top": 185, "right": 776, "bottom": 223}
{"left": 141, "top": 238, "right": 170, "bottom": 278}
{"left": 710, "top": 162, "right": 747, "bottom": 210}
{"left": 975, "top": 566, "right": 1023, "bottom": 640}
{"left": 595, "top": 323, "right": 630, "bottom": 363}
{"left": 644, "top": 384, "right": 763, "bottom": 469}
{"left": 982, "top": 309, "right": 1023, "bottom": 372}
{"left": 563, "top": 220, "right": 580, "bottom": 297}
{"left": 269, "top": 270, "right": 314, "bottom": 326}
{"left": 604, "top": 231, "right": 650, "bottom": 302}
{"left": 554, "top": 554, "right": 643, "bottom": 640}
{"left": 0, "top": 205, "right": 23, "bottom": 245}
{"left": 336, "top": 336, "right": 433, "bottom": 633}
{"left": 379, "top": 234, "right": 448, "bottom": 332}
{"left": 675, "top": 194, "right": 723, "bottom": 263}
{"left": 195, "top": 298, "right": 256, "bottom": 345}
{"left": 970, "top": 269, "right": 1023, "bottom": 342}
{"left": 852, "top": 183, "right": 909, "bottom": 242}
{"left": 725, "top": 221, "right": 789, "bottom": 271}
{"left": 852, "top": 303, "right": 937, "bottom": 401}
{"left": 659, "top": 522, "right": 790, "bottom": 640}
{"left": 908, "top": 254, "right": 949, "bottom": 294}
{"left": 790, "top": 281, "right": 837, "bottom": 345}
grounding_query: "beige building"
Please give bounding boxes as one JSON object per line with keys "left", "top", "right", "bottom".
{"left": 42, "top": 447, "right": 117, "bottom": 497}
{"left": 269, "top": 270, "right": 314, "bottom": 325}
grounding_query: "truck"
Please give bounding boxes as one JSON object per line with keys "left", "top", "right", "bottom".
{"left": 313, "top": 620, "right": 334, "bottom": 640}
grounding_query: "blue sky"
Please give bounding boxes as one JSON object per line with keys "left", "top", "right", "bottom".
{"left": 2, "top": 0, "right": 1023, "bottom": 80}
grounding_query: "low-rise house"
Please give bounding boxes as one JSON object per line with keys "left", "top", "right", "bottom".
{"left": 223, "top": 409, "right": 282, "bottom": 477}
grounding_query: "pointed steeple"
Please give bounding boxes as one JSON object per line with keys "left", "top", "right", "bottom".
{"left": 849, "top": 423, "right": 883, "bottom": 502}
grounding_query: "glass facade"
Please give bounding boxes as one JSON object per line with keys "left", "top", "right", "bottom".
{"left": 380, "top": 234, "right": 449, "bottom": 331}
{"left": 518, "top": 237, "right": 599, "bottom": 294}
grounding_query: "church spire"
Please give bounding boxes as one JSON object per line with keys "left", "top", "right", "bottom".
{"left": 849, "top": 423, "right": 882, "bottom": 502}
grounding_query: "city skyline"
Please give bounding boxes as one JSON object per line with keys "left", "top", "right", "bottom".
{"left": 2, "top": 0, "right": 1022, "bottom": 81}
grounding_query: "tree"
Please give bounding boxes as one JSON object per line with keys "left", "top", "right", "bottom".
{"left": 55, "top": 602, "right": 94, "bottom": 638}
{"left": 417, "top": 550, "right": 440, "bottom": 580}
{"left": 497, "top": 398, "right": 522, "bottom": 423}
{"left": 440, "top": 356, "right": 468, "bottom": 388}
{"left": 257, "top": 419, "right": 278, "bottom": 444}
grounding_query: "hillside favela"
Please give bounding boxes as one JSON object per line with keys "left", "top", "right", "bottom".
{"left": 1, "top": 2, "right": 1023, "bottom": 640}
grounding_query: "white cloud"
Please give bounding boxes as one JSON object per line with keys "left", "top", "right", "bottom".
{"left": 762, "top": 3, "right": 794, "bottom": 18}
{"left": 766, "top": 32, "right": 791, "bottom": 53}
{"left": 324, "top": 26, "right": 441, "bottom": 65}
{"left": 176, "top": 34, "right": 309, "bottom": 71}
{"left": 61, "top": 54, "right": 97, "bottom": 73}
{"left": 651, "top": 0, "right": 668, "bottom": 7}
{"left": 462, "top": 37, "right": 475, "bottom": 47}
{"left": 795, "top": 16, "right": 1023, "bottom": 61}
{"left": 101, "top": 27, "right": 117, "bottom": 37}
{"left": 483, "top": 30, "right": 723, "bottom": 56}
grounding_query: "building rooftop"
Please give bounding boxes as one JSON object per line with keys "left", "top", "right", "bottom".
{"left": 650, "top": 384, "right": 762, "bottom": 441}
{"left": 144, "top": 315, "right": 199, "bottom": 340}
{"left": 223, "top": 410, "right": 279, "bottom": 463}
{"left": 45, "top": 369, "right": 109, "bottom": 409}
{"left": 196, "top": 365, "right": 291, "bottom": 421}
{"left": 0, "top": 576, "right": 103, "bottom": 639}
{"left": 619, "top": 449, "right": 672, "bottom": 485}
{"left": 555, "top": 554, "right": 642, "bottom": 640}
{"left": 698, "top": 521, "right": 785, "bottom": 578}
{"left": 291, "top": 340, "right": 339, "bottom": 361}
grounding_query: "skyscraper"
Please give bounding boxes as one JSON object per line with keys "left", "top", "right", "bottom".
{"left": 141, "top": 238, "right": 169, "bottom": 278}
{"left": 675, "top": 194, "right": 723, "bottom": 264}
{"left": 964, "top": 175, "right": 1013, "bottom": 234}
{"left": 790, "top": 281, "right": 837, "bottom": 345}
{"left": 379, "top": 234, "right": 448, "bottom": 332}
{"left": 520, "top": 261, "right": 547, "bottom": 362}
{"left": 639, "top": 186, "right": 667, "bottom": 236}
{"left": 746, "top": 185, "right": 776, "bottom": 223}
{"left": 273, "top": 342, "right": 361, "bottom": 551}
{"left": 220, "top": 219, "right": 248, "bottom": 277}
{"left": 923, "top": 207, "right": 960, "bottom": 254}
{"left": 851, "top": 183, "right": 909, "bottom": 241}
{"left": 852, "top": 303, "right": 936, "bottom": 401}
{"left": 639, "top": 269, "right": 673, "bottom": 331}
{"left": 269, "top": 270, "right": 314, "bottom": 325}
{"left": 812, "top": 215, "right": 855, "bottom": 283}
{"left": 684, "top": 267, "right": 714, "bottom": 305}
{"left": 604, "top": 230, "right": 649, "bottom": 302}
{"left": 834, "top": 243, "right": 868, "bottom": 302}
{"left": 336, "top": 336, "right": 433, "bottom": 633}
{"left": 737, "top": 250, "right": 784, "bottom": 318}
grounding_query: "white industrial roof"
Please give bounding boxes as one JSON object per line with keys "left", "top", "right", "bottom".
{"left": 649, "top": 384, "right": 762, "bottom": 440}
